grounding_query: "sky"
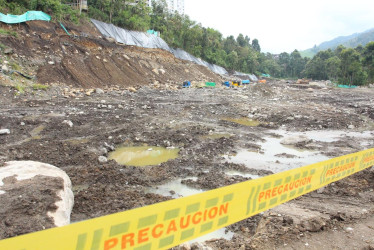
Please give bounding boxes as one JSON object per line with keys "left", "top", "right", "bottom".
{"left": 184, "top": 0, "right": 374, "bottom": 54}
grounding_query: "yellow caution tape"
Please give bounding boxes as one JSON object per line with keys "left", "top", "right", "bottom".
{"left": 1, "top": 148, "right": 373, "bottom": 250}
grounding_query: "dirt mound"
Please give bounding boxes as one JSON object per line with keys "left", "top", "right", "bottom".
{"left": 0, "top": 20, "right": 222, "bottom": 89}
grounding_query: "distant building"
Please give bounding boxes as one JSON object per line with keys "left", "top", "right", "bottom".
{"left": 147, "top": 0, "right": 185, "bottom": 15}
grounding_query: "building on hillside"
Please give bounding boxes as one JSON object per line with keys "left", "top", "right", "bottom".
{"left": 146, "top": 0, "right": 185, "bottom": 15}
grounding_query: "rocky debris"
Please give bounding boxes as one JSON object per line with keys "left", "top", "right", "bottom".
{"left": 296, "top": 79, "right": 311, "bottom": 84}
{"left": 3, "top": 48, "right": 13, "bottom": 54}
{"left": 62, "top": 120, "right": 73, "bottom": 127}
{"left": 95, "top": 88, "right": 104, "bottom": 94}
{"left": 280, "top": 135, "right": 311, "bottom": 145}
{"left": 1, "top": 65, "right": 9, "bottom": 74}
{"left": 0, "top": 129, "right": 10, "bottom": 135}
{"left": 98, "top": 156, "right": 108, "bottom": 163}
{"left": 0, "top": 161, "right": 74, "bottom": 239}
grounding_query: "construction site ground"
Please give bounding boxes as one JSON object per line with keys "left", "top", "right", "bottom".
{"left": 0, "top": 20, "right": 374, "bottom": 249}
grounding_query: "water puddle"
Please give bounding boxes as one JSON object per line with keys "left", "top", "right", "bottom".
{"left": 225, "top": 170, "right": 261, "bottom": 179}
{"left": 145, "top": 178, "right": 202, "bottom": 199}
{"left": 226, "top": 130, "right": 374, "bottom": 173}
{"left": 223, "top": 118, "right": 260, "bottom": 127}
{"left": 108, "top": 146, "right": 179, "bottom": 166}
{"left": 28, "top": 125, "right": 45, "bottom": 140}
{"left": 65, "top": 138, "right": 90, "bottom": 145}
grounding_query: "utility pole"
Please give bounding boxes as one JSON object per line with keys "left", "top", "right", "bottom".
{"left": 79, "top": 0, "right": 82, "bottom": 15}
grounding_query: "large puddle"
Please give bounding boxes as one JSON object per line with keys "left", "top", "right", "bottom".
{"left": 108, "top": 146, "right": 179, "bottom": 166}
{"left": 225, "top": 130, "right": 373, "bottom": 173}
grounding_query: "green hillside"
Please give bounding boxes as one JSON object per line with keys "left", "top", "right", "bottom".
{"left": 301, "top": 28, "right": 374, "bottom": 58}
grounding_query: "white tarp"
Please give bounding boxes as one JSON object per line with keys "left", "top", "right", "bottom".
{"left": 234, "top": 71, "right": 258, "bottom": 81}
{"left": 91, "top": 19, "right": 228, "bottom": 75}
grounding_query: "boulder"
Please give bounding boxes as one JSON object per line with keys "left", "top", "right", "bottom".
{"left": 0, "top": 161, "right": 74, "bottom": 239}
{"left": 280, "top": 135, "right": 311, "bottom": 145}
{"left": 0, "top": 129, "right": 10, "bottom": 135}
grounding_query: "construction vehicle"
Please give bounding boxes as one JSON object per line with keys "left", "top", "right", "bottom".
{"left": 232, "top": 80, "right": 241, "bottom": 87}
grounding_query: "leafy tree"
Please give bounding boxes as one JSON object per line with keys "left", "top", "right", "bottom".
{"left": 363, "top": 42, "right": 374, "bottom": 82}
{"left": 339, "top": 48, "right": 367, "bottom": 85}
{"left": 252, "top": 38, "right": 261, "bottom": 52}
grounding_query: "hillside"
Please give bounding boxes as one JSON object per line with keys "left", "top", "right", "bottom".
{"left": 0, "top": 20, "right": 221, "bottom": 89}
{"left": 301, "top": 28, "right": 374, "bottom": 57}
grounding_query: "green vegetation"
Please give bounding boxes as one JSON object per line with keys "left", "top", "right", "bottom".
{"left": 8, "top": 61, "right": 21, "bottom": 71}
{"left": 303, "top": 42, "right": 374, "bottom": 85}
{"left": 301, "top": 28, "right": 374, "bottom": 58}
{"left": 0, "top": 0, "right": 83, "bottom": 22}
{"left": 13, "top": 84, "right": 26, "bottom": 93}
{"left": 32, "top": 83, "right": 49, "bottom": 90}
{"left": 0, "top": 28, "right": 18, "bottom": 37}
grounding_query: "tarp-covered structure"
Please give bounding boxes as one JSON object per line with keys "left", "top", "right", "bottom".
{"left": 91, "top": 19, "right": 228, "bottom": 75}
{"left": 234, "top": 71, "right": 258, "bottom": 82}
{"left": 0, "top": 11, "right": 51, "bottom": 24}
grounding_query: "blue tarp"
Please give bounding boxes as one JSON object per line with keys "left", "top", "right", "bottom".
{"left": 0, "top": 11, "right": 51, "bottom": 24}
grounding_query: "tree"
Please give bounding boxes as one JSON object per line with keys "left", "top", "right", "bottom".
{"left": 339, "top": 48, "right": 367, "bottom": 85}
{"left": 252, "top": 39, "right": 261, "bottom": 52}
{"left": 363, "top": 42, "right": 374, "bottom": 83}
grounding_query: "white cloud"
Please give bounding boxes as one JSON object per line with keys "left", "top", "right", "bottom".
{"left": 185, "top": 0, "right": 374, "bottom": 53}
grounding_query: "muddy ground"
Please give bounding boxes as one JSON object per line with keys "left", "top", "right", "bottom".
{"left": 1, "top": 81, "right": 374, "bottom": 249}
{"left": 1, "top": 20, "right": 374, "bottom": 249}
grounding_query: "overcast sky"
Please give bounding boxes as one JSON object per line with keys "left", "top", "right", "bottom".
{"left": 184, "top": 0, "right": 374, "bottom": 54}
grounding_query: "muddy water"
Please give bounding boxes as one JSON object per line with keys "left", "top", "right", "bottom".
{"left": 145, "top": 178, "right": 202, "bottom": 199}
{"left": 109, "top": 146, "right": 179, "bottom": 166}
{"left": 226, "top": 130, "right": 374, "bottom": 173}
{"left": 223, "top": 118, "right": 260, "bottom": 126}
{"left": 226, "top": 131, "right": 329, "bottom": 173}
{"left": 225, "top": 170, "right": 261, "bottom": 179}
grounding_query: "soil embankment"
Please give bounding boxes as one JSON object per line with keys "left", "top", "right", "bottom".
{"left": 0, "top": 20, "right": 374, "bottom": 249}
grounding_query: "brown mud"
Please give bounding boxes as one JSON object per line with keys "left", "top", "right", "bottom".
{"left": 0, "top": 20, "right": 374, "bottom": 249}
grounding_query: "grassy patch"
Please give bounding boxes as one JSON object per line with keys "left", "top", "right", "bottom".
{"left": 0, "top": 28, "right": 18, "bottom": 37}
{"left": 32, "top": 83, "right": 49, "bottom": 91}
{"left": 9, "top": 61, "right": 21, "bottom": 71}
{"left": 14, "top": 84, "right": 26, "bottom": 94}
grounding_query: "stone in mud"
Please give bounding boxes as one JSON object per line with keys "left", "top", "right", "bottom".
{"left": 98, "top": 156, "right": 108, "bottom": 163}
{"left": 0, "top": 161, "right": 74, "bottom": 239}
{"left": 95, "top": 88, "right": 104, "bottom": 94}
{"left": 280, "top": 135, "right": 311, "bottom": 145}
{"left": 0, "top": 129, "right": 10, "bottom": 135}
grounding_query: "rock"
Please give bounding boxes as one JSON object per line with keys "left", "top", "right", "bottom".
{"left": 159, "top": 69, "right": 166, "bottom": 74}
{"left": 280, "top": 135, "right": 311, "bottom": 145}
{"left": 95, "top": 88, "right": 104, "bottom": 94}
{"left": 190, "top": 242, "right": 212, "bottom": 250}
{"left": 1, "top": 65, "right": 9, "bottom": 73}
{"left": 152, "top": 68, "right": 159, "bottom": 75}
{"left": 0, "top": 129, "right": 10, "bottom": 135}
{"left": 48, "top": 61, "right": 55, "bottom": 65}
{"left": 4, "top": 48, "right": 13, "bottom": 54}
{"left": 177, "top": 242, "right": 191, "bottom": 250}
{"left": 0, "top": 161, "right": 74, "bottom": 237}
{"left": 20, "top": 122, "right": 25, "bottom": 126}
{"left": 98, "top": 156, "right": 108, "bottom": 163}
{"left": 128, "top": 87, "right": 137, "bottom": 93}
{"left": 62, "top": 120, "right": 73, "bottom": 128}
{"left": 348, "top": 125, "right": 355, "bottom": 129}
{"left": 345, "top": 227, "right": 354, "bottom": 232}
{"left": 99, "top": 147, "right": 108, "bottom": 155}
